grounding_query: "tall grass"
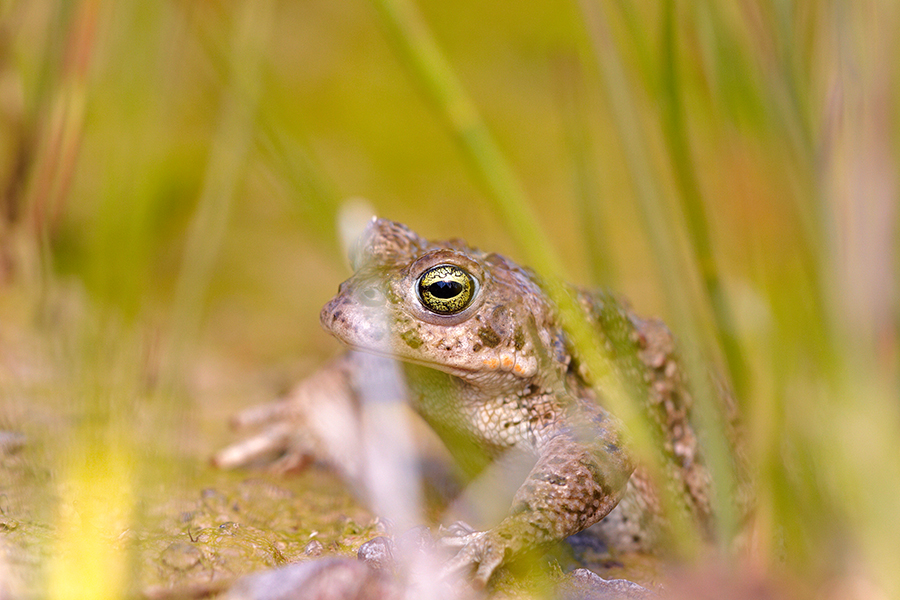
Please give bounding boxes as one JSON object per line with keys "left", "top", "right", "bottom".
{"left": 0, "top": 0, "right": 897, "bottom": 598}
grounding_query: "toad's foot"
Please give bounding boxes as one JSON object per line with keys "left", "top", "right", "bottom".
{"left": 213, "top": 354, "right": 364, "bottom": 475}
{"left": 438, "top": 521, "right": 542, "bottom": 588}
{"left": 212, "top": 416, "right": 314, "bottom": 472}
{"left": 438, "top": 523, "right": 500, "bottom": 588}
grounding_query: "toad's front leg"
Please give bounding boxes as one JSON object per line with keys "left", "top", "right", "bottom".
{"left": 212, "top": 353, "right": 368, "bottom": 477}
{"left": 441, "top": 426, "right": 634, "bottom": 586}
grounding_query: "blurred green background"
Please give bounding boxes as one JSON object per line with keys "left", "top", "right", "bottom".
{"left": 0, "top": 0, "right": 898, "bottom": 598}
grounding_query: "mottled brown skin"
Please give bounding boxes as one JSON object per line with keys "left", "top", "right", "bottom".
{"left": 215, "top": 219, "right": 711, "bottom": 585}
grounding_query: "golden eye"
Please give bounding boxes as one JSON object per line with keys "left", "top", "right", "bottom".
{"left": 417, "top": 264, "right": 476, "bottom": 315}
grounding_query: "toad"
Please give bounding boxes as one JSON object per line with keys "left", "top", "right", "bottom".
{"left": 215, "top": 218, "right": 713, "bottom": 585}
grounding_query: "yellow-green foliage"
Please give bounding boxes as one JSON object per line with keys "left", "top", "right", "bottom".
{"left": 0, "top": 0, "right": 897, "bottom": 597}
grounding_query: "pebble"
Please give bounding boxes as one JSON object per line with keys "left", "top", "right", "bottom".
{"left": 559, "top": 568, "right": 656, "bottom": 600}
{"left": 303, "top": 539, "right": 324, "bottom": 556}
{"left": 160, "top": 541, "right": 202, "bottom": 571}
{"left": 357, "top": 536, "right": 395, "bottom": 572}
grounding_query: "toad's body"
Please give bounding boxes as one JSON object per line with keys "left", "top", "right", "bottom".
{"left": 216, "top": 219, "right": 712, "bottom": 583}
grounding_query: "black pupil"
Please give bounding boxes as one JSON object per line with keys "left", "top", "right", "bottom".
{"left": 428, "top": 280, "right": 462, "bottom": 298}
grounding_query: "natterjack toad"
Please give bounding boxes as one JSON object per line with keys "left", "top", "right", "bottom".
{"left": 215, "top": 219, "right": 713, "bottom": 584}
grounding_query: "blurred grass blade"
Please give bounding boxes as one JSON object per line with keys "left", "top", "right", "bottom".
{"left": 48, "top": 415, "right": 135, "bottom": 600}
{"left": 24, "top": 0, "right": 95, "bottom": 273}
{"left": 36, "top": 4, "right": 135, "bottom": 600}
{"left": 576, "top": 0, "right": 738, "bottom": 547}
{"left": 255, "top": 127, "right": 343, "bottom": 251}
{"left": 370, "top": 0, "right": 699, "bottom": 550}
{"left": 368, "top": 0, "right": 549, "bottom": 267}
{"left": 554, "top": 55, "right": 614, "bottom": 284}
{"left": 163, "top": 0, "right": 274, "bottom": 385}
{"left": 658, "top": 0, "right": 749, "bottom": 397}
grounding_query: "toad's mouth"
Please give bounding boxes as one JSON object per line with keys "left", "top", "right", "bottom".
{"left": 331, "top": 336, "right": 479, "bottom": 379}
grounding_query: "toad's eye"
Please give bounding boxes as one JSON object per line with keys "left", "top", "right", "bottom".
{"left": 417, "top": 264, "right": 476, "bottom": 315}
